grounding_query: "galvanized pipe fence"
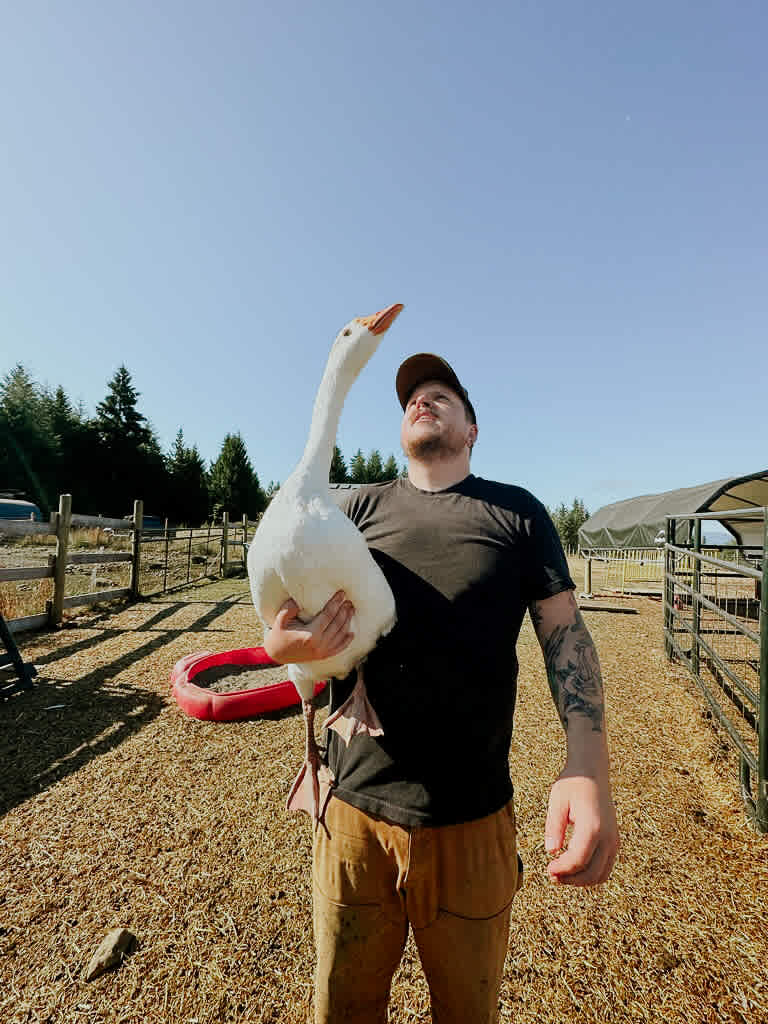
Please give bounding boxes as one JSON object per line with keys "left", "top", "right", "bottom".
{"left": 663, "top": 508, "right": 767, "bottom": 833}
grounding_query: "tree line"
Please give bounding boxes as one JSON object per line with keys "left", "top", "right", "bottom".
{"left": 0, "top": 364, "right": 404, "bottom": 525}
{"left": 547, "top": 498, "right": 590, "bottom": 550}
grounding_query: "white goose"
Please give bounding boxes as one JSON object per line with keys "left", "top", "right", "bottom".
{"left": 247, "top": 303, "right": 403, "bottom": 826}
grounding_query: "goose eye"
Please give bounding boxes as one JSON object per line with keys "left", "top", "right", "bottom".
{"left": 343, "top": 328, "right": 352, "bottom": 336}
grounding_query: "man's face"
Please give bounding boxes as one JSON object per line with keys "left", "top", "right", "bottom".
{"left": 400, "top": 379, "right": 477, "bottom": 461}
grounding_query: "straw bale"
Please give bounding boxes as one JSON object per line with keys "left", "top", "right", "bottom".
{"left": 0, "top": 579, "right": 766, "bottom": 1023}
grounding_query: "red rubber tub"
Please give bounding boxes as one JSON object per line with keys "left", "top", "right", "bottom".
{"left": 170, "top": 647, "right": 326, "bottom": 721}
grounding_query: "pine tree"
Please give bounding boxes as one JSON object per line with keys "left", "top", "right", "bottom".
{"left": 95, "top": 366, "right": 154, "bottom": 449}
{"left": 549, "top": 498, "right": 590, "bottom": 550}
{"left": 329, "top": 444, "right": 348, "bottom": 483}
{"left": 93, "top": 366, "right": 166, "bottom": 514}
{"left": 165, "top": 429, "right": 210, "bottom": 525}
{"left": 349, "top": 448, "right": 367, "bottom": 483}
{"left": 0, "top": 364, "right": 55, "bottom": 513}
{"left": 365, "top": 450, "right": 384, "bottom": 483}
{"left": 40, "top": 385, "right": 81, "bottom": 504}
{"left": 382, "top": 454, "right": 399, "bottom": 480}
{"left": 209, "top": 432, "right": 266, "bottom": 520}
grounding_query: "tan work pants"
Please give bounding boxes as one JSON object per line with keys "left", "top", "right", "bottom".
{"left": 312, "top": 796, "right": 522, "bottom": 1024}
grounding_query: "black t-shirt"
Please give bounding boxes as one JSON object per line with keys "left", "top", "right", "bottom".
{"left": 327, "top": 474, "right": 574, "bottom": 827}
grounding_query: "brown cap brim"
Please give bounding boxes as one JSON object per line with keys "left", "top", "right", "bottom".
{"left": 396, "top": 353, "right": 476, "bottom": 424}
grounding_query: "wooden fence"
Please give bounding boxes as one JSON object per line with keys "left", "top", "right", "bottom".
{"left": 0, "top": 495, "right": 254, "bottom": 635}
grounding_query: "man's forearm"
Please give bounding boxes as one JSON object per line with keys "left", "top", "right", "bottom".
{"left": 530, "top": 593, "right": 610, "bottom": 774}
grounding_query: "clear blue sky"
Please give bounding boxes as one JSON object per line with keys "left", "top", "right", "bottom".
{"left": 2, "top": 1, "right": 766, "bottom": 515}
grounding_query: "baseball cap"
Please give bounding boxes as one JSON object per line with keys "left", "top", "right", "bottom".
{"left": 395, "top": 353, "right": 476, "bottom": 424}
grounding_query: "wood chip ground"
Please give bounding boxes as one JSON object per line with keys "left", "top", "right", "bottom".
{"left": 1, "top": 572, "right": 766, "bottom": 1023}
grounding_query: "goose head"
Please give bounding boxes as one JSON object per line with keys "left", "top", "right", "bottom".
{"left": 328, "top": 303, "right": 404, "bottom": 380}
{"left": 292, "top": 303, "right": 404, "bottom": 489}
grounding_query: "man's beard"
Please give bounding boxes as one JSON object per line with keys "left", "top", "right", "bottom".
{"left": 402, "top": 431, "right": 466, "bottom": 461}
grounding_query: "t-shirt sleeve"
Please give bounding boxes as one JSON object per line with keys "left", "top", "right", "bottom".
{"left": 339, "top": 491, "right": 361, "bottom": 523}
{"left": 523, "top": 498, "right": 576, "bottom": 601}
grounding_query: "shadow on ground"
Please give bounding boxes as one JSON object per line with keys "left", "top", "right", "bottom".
{"left": 0, "top": 583, "right": 254, "bottom": 817}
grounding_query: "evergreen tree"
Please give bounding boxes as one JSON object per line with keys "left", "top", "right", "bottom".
{"left": 349, "top": 448, "right": 367, "bottom": 483}
{"left": 365, "top": 449, "right": 384, "bottom": 483}
{"left": 93, "top": 366, "right": 167, "bottom": 514}
{"left": 209, "top": 432, "right": 266, "bottom": 520}
{"left": 40, "top": 385, "right": 98, "bottom": 507}
{"left": 382, "top": 454, "right": 400, "bottom": 480}
{"left": 0, "top": 364, "right": 55, "bottom": 513}
{"left": 329, "top": 444, "right": 348, "bottom": 483}
{"left": 165, "top": 429, "right": 210, "bottom": 525}
{"left": 95, "top": 366, "right": 155, "bottom": 449}
{"left": 549, "top": 498, "right": 590, "bottom": 550}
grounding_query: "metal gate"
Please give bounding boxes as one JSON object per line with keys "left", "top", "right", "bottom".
{"left": 663, "top": 508, "right": 767, "bottom": 832}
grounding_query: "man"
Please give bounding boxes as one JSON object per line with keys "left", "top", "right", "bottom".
{"left": 265, "top": 353, "right": 619, "bottom": 1024}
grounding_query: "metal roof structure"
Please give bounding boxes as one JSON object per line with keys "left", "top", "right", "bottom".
{"left": 579, "top": 471, "right": 768, "bottom": 550}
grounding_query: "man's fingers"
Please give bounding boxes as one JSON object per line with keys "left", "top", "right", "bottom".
{"left": 544, "top": 789, "right": 570, "bottom": 855}
{"left": 274, "top": 598, "right": 300, "bottom": 629}
{"left": 318, "top": 596, "right": 353, "bottom": 639}
{"left": 547, "top": 823, "right": 599, "bottom": 880}
{"left": 323, "top": 630, "right": 354, "bottom": 657}
{"left": 549, "top": 842, "right": 614, "bottom": 887}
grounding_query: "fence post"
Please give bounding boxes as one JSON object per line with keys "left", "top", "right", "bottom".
{"left": 757, "top": 513, "right": 768, "bottom": 832}
{"left": 664, "top": 517, "right": 674, "bottom": 659}
{"left": 163, "top": 518, "right": 169, "bottom": 593}
{"left": 584, "top": 557, "right": 592, "bottom": 597}
{"left": 49, "top": 494, "right": 72, "bottom": 626}
{"left": 242, "top": 513, "right": 248, "bottom": 570}
{"left": 130, "top": 500, "right": 144, "bottom": 600}
{"left": 691, "top": 519, "right": 702, "bottom": 676}
{"left": 221, "top": 510, "right": 229, "bottom": 576}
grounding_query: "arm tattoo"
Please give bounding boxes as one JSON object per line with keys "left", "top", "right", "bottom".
{"left": 531, "top": 600, "right": 605, "bottom": 733}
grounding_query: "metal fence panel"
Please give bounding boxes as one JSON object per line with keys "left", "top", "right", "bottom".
{"left": 664, "top": 509, "right": 767, "bottom": 832}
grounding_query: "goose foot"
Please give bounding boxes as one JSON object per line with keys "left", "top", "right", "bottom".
{"left": 286, "top": 757, "right": 335, "bottom": 831}
{"left": 286, "top": 699, "right": 335, "bottom": 830}
{"left": 324, "top": 668, "right": 383, "bottom": 747}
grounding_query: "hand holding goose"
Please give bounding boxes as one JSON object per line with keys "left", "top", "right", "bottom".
{"left": 247, "top": 303, "right": 403, "bottom": 827}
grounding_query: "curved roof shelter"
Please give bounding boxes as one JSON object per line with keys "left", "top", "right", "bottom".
{"left": 579, "top": 471, "right": 768, "bottom": 550}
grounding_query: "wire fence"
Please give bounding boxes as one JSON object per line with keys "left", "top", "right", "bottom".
{"left": 137, "top": 518, "right": 251, "bottom": 597}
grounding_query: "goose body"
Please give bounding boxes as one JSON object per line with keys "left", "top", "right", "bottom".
{"left": 247, "top": 303, "right": 403, "bottom": 823}
{"left": 249, "top": 484, "right": 396, "bottom": 696}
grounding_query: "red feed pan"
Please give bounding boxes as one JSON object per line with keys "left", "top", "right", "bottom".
{"left": 170, "top": 647, "right": 326, "bottom": 721}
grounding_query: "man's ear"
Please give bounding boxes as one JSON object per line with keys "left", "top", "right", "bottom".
{"left": 468, "top": 424, "right": 478, "bottom": 449}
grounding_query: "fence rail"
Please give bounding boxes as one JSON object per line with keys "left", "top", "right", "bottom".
{"left": 579, "top": 547, "right": 665, "bottom": 595}
{"left": 0, "top": 495, "right": 255, "bottom": 635}
{"left": 663, "top": 509, "right": 767, "bottom": 833}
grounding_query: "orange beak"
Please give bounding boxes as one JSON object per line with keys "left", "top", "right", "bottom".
{"left": 356, "top": 303, "right": 404, "bottom": 336}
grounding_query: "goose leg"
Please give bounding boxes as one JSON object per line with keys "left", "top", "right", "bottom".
{"left": 324, "top": 665, "right": 383, "bottom": 747}
{"left": 286, "top": 699, "right": 334, "bottom": 830}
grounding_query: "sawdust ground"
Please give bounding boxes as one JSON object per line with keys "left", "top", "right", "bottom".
{"left": 1, "top": 576, "right": 766, "bottom": 1024}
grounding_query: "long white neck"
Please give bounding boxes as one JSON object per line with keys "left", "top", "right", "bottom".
{"left": 294, "top": 348, "right": 358, "bottom": 492}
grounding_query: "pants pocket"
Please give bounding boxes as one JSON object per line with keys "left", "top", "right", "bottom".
{"left": 312, "top": 799, "right": 398, "bottom": 908}
{"left": 436, "top": 800, "right": 521, "bottom": 919}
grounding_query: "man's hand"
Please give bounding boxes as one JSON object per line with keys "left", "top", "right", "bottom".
{"left": 263, "top": 590, "right": 355, "bottom": 665}
{"left": 545, "top": 769, "right": 619, "bottom": 886}
{"left": 529, "top": 590, "right": 620, "bottom": 887}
